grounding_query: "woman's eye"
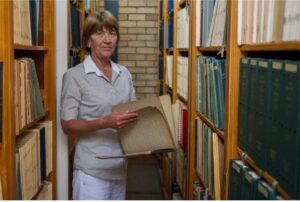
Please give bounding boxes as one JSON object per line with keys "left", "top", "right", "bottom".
{"left": 110, "top": 31, "right": 117, "bottom": 36}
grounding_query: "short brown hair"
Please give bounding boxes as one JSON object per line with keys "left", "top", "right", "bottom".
{"left": 82, "top": 10, "right": 119, "bottom": 53}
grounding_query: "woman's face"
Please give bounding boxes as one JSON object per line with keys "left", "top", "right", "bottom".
{"left": 88, "top": 27, "right": 118, "bottom": 60}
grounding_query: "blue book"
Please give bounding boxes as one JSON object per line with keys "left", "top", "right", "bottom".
{"left": 159, "top": 21, "right": 164, "bottom": 49}
{"left": 167, "top": 17, "right": 173, "bottom": 49}
{"left": 70, "top": 5, "right": 81, "bottom": 48}
{"left": 168, "top": 0, "right": 174, "bottom": 13}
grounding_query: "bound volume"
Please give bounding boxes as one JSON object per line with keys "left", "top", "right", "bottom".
{"left": 97, "top": 95, "right": 176, "bottom": 159}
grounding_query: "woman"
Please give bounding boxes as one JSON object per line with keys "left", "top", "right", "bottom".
{"left": 60, "top": 10, "right": 138, "bottom": 200}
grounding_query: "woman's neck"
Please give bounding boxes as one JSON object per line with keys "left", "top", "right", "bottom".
{"left": 90, "top": 54, "right": 111, "bottom": 70}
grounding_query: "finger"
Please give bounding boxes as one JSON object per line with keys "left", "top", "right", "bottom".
{"left": 124, "top": 112, "right": 138, "bottom": 119}
{"left": 118, "top": 117, "right": 138, "bottom": 128}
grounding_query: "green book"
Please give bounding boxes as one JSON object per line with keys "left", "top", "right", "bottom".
{"left": 266, "top": 60, "right": 300, "bottom": 199}
{"left": 238, "top": 58, "right": 250, "bottom": 152}
{"left": 241, "top": 170, "right": 260, "bottom": 200}
{"left": 228, "top": 159, "right": 249, "bottom": 200}
{"left": 247, "top": 58, "right": 258, "bottom": 161}
{"left": 277, "top": 60, "right": 299, "bottom": 199}
{"left": 255, "top": 180, "right": 277, "bottom": 200}
{"left": 266, "top": 60, "right": 283, "bottom": 187}
{"left": 252, "top": 59, "right": 271, "bottom": 171}
{"left": 29, "top": 58, "right": 45, "bottom": 119}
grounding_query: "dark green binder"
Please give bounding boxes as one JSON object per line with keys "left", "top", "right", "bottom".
{"left": 247, "top": 58, "right": 258, "bottom": 161}
{"left": 266, "top": 60, "right": 283, "bottom": 188}
{"left": 255, "top": 180, "right": 277, "bottom": 200}
{"left": 228, "top": 159, "right": 249, "bottom": 200}
{"left": 241, "top": 170, "right": 260, "bottom": 200}
{"left": 266, "top": 60, "right": 300, "bottom": 199}
{"left": 238, "top": 58, "right": 250, "bottom": 152}
{"left": 252, "top": 59, "right": 271, "bottom": 171}
{"left": 277, "top": 60, "right": 299, "bottom": 199}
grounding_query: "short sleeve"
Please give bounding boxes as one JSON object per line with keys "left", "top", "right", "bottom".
{"left": 60, "top": 71, "right": 81, "bottom": 120}
{"left": 128, "top": 70, "right": 136, "bottom": 101}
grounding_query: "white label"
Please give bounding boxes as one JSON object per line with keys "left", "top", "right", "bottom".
{"left": 285, "top": 63, "right": 297, "bottom": 73}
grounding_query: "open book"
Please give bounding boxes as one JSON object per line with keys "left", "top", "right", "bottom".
{"left": 96, "top": 94, "right": 177, "bottom": 159}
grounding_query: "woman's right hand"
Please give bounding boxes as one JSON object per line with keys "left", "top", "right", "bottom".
{"left": 105, "top": 111, "right": 138, "bottom": 130}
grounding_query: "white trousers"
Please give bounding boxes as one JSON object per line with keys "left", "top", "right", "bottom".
{"left": 72, "top": 169, "right": 126, "bottom": 200}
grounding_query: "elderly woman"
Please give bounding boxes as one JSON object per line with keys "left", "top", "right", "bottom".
{"left": 60, "top": 10, "right": 138, "bottom": 200}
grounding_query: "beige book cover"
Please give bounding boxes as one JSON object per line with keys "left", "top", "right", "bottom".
{"left": 0, "top": 176, "right": 2, "bottom": 200}
{"left": 96, "top": 95, "right": 176, "bottom": 159}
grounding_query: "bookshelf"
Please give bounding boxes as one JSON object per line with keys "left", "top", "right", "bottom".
{"left": 0, "top": 0, "right": 56, "bottom": 199}
{"left": 159, "top": 0, "right": 190, "bottom": 199}
{"left": 159, "top": 0, "right": 300, "bottom": 200}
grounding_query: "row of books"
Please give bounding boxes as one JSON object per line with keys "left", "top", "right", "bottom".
{"left": 238, "top": 0, "right": 300, "bottom": 45}
{"left": 200, "top": 0, "right": 218, "bottom": 47}
{"left": 69, "top": 48, "right": 82, "bottom": 67}
{"left": 168, "top": 99, "right": 189, "bottom": 198}
{"left": 158, "top": 55, "right": 164, "bottom": 81}
{"left": 167, "top": 0, "right": 174, "bottom": 13}
{"left": 69, "top": 4, "right": 84, "bottom": 48}
{"left": 206, "top": 0, "right": 227, "bottom": 47}
{"left": 159, "top": 21, "right": 164, "bottom": 49}
{"left": 196, "top": 56, "right": 226, "bottom": 130}
{"left": 14, "top": 58, "right": 45, "bottom": 134}
{"left": 177, "top": 56, "right": 189, "bottom": 100}
{"left": 16, "top": 120, "right": 53, "bottom": 200}
{"left": 159, "top": 17, "right": 174, "bottom": 49}
{"left": 13, "top": 0, "right": 42, "bottom": 46}
{"left": 175, "top": 147, "right": 187, "bottom": 198}
{"left": 238, "top": 57, "right": 300, "bottom": 199}
{"left": 177, "top": 7, "right": 189, "bottom": 49}
{"left": 165, "top": 55, "right": 173, "bottom": 88}
{"left": 82, "top": 0, "right": 98, "bottom": 14}
{"left": 166, "top": 17, "right": 174, "bottom": 49}
{"left": 195, "top": 117, "right": 224, "bottom": 199}
{"left": 193, "top": 180, "right": 208, "bottom": 200}
{"left": 229, "top": 159, "right": 283, "bottom": 200}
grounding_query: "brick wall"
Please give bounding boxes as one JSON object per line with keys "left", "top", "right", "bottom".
{"left": 118, "top": 0, "right": 159, "bottom": 98}
{"left": 97, "top": 0, "right": 160, "bottom": 99}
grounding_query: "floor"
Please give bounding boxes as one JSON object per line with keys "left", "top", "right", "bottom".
{"left": 126, "top": 156, "right": 164, "bottom": 200}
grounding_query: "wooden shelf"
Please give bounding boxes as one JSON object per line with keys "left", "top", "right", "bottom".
{"left": 178, "top": 48, "right": 189, "bottom": 52}
{"left": 177, "top": 94, "right": 188, "bottom": 105}
{"left": 14, "top": 44, "right": 48, "bottom": 51}
{"left": 0, "top": 0, "right": 56, "bottom": 199}
{"left": 198, "top": 46, "right": 226, "bottom": 52}
{"left": 16, "top": 111, "right": 49, "bottom": 136}
{"left": 197, "top": 112, "right": 225, "bottom": 140}
{"left": 237, "top": 148, "right": 293, "bottom": 200}
{"left": 239, "top": 42, "right": 300, "bottom": 51}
